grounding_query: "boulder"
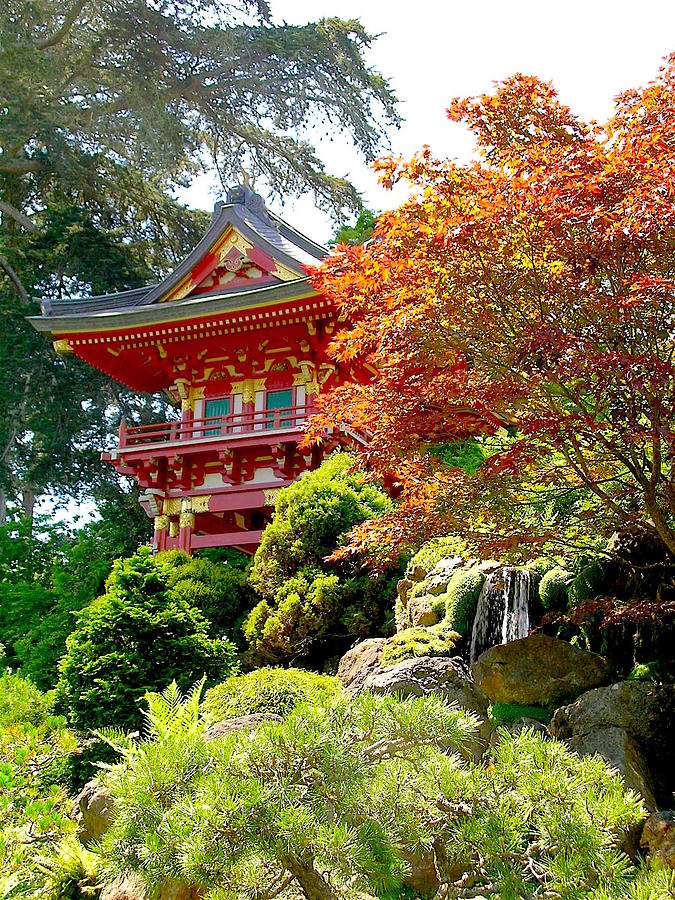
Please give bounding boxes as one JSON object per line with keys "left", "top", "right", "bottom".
{"left": 353, "top": 655, "right": 492, "bottom": 757}
{"left": 640, "top": 811, "right": 675, "bottom": 868}
{"left": 550, "top": 681, "right": 675, "bottom": 808}
{"left": 336, "top": 638, "right": 387, "bottom": 689}
{"left": 203, "top": 713, "right": 282, "bottom": 742}
{"left": 567, "top": 726, "right": 656, "bottom": 809}
{"left": 100, "top": 877, "right": 144, "bottom": 900}
{"left": 472, "top": 634, "right": 610, "bottom": 706}
{"left": 408, "top": 594, "right": 442, "bottom": 628}
{"left": 70, "top": 778, "right": 113, "bottom": 845}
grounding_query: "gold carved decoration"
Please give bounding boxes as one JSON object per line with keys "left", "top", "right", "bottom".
{"left": 154, "top": 515, "right": 169, "bottom": 531}
{"left": 272, "top": 260, "right": 302, "bottom": 282}
{"left": 169, "top": 520, "right": 179, "bottom": 538}
{"left": 53, "top": 338, "right": 73, "bottom": 355}
{"left": 263, "top": 488, "right": 281, "bottom": 506}
{"left": 163, "top": 498, "right": 182, "bottom": 516}
{"left": 179, "top": 511, "right": 195, "bottom": 530}
{"left": 216, "top": 228, "right": 253, "bottom": 263}
{"left": 231, "top": 378, "right": 266, "bottom": 403}
{"left": 190, "top": 495, "right": 211, "bottom": 513}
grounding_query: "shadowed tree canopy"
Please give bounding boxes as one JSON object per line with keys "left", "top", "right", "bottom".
{"left": 0, "top": 0, "right": 399, "bottom": 518}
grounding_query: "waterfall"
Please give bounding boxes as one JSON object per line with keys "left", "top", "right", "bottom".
{"left": 470, "top": 567, "right": 531, "bottom": 663}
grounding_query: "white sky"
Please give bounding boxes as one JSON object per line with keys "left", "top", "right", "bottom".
{"left": 181, "top": 0, "right": 675, "bottom": 245}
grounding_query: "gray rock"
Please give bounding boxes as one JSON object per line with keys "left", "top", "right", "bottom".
{"left": 429, "top": 556, "right": 465, "bottom": 578}
{"left": 640, "top": 811, "right": 675, "bottom": 868}
{"left": 203, "top": 713, "right": 282, "bottom": 742}
{"left": 473, "top": 634, "right": 611, "bottom": 706}
{"left": 354, "top": 655, "right": 492, "bottom": 758}
{"left": 336, "top": 638, "right": 387, "bottom": 689}
{"left": 549, "top": 681, "right": 673, "bottom": 745}
{"left": 567, "top": 726, "right": 657, "bottom": 809}
{"left": 70, "top": 778, "right": 113, "bottom": 845}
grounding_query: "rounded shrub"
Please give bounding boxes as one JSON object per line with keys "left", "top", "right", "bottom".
{"left": 56, "top": 548, "right": 239, "bottom": 730}
{"left": 526, "top": 557, "right": 558, "bottom": 581}
{"left": 445, "top": 568, "right": 485, "bottom": 636}
{"left": 538, "top": 566, "right": 574, "bottom": 612}
{"left": 203, "top": 668, "right": 343, "bottom": 724}
{"left": 380, "top": 624, "right": 460, "bottom": 668}
{"left": 406, "top": 535, "right": 467, "bottom": 578}
{"left": 245, "top": 454, "right": 401, "bottom": 665}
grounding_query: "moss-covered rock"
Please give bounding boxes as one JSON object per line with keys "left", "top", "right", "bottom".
{"left": 445, "top": 568, "right": 485, "bottom": 637}
{"left": 380, "top": 624, "right": 460, "bottom": 668}
{"left": 539, "top": 566, "right": 574, "bottom": 611}
{"left": 526, "top": 557, "right": 558, "bottom": 581}
{"left": 203, "top": 667, "right": 343, "bottom": 723}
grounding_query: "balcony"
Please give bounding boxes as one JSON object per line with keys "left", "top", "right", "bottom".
{"left": 116, "top": 404, "right": 310, "bottom": 454}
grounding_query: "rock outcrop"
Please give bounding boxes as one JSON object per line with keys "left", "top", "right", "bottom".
{"left": 203, "top": 713, "right": 282, "bottom": 742}
{"left": 550, "top": 681, "right": 675, "bottom": 809}
{"left": 472, "top": 634, "right": 611, "bottom": 706}
{"left": 640, "top": 811, "right": 675, "bottom": 868}
{"left": 350, "top": 655, "right": 492, "bottom": 758}
{"left": 336, "top": 637, "right": 386, "bottom": 689}
{"left": 70, "top": 778, "right": 114, "bottom": 846}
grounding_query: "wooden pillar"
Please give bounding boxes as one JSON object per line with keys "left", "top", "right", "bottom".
{"left": 153, "top": 515, "right": 169, "bottom": 552}
{"left": 178, "top": 500, "right": 195, "bottom": 554}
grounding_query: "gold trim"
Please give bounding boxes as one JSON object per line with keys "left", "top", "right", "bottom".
{"left": 163, "top": 498, "right": 182, "bottom": 516}
{"left": 154, "top": 514, "right": 169, "bottom": 531}
{"left": 53, "top": 338, "right": 73, "bottom": 355}
{"left": 190, "top": 495, "right": 211, "bottom": 513}
{"left": 273, "top": 260, "right": 303, "bottom": 281}
{"left": 169, "top": 520, "right": 179, "bottom": 538}
{"left": 263, "top": 488, "right": 282, "bottom": 506}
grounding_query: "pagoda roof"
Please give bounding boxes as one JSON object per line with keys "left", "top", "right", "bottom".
{"left": 29, "top": 186, "right": 327, "bottom": 336}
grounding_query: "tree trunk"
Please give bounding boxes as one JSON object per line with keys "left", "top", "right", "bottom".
{"left": 283, "top": 857, "right": 337, "bottom": 900}
{"left": 0, "top": 486, "right": 6, "bottom": 525}
{"left": 22, "top": 483, "right": 35, "bottom": 520}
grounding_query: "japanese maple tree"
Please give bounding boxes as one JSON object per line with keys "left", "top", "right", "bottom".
{"left": 308, "top": 57, "right": 675, "bottom": 564}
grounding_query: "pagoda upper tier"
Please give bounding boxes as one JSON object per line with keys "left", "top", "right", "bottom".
{"left": 29, "top": 187, "right": 369, "bottom": 554}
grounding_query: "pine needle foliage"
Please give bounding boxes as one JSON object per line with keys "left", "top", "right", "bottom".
{"left": 97, "top": 685, "right": 649, "bottom": 900}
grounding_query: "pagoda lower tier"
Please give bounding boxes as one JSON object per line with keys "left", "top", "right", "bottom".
{"left": 105, "top": 403, "right": 357, "bottom": 553}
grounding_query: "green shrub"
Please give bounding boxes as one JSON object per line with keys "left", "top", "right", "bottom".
{"left": 0, "top": 673, "right": 78, "bottom": 896}
{"left": 163, "top": 549, "right": 256, "bottom": 645}
{"left": 406, "top": 535, "right": 466, "bottom": 577}
{"left": 526, "top": 556, "right": 558, "bottom": 581}
{"left": 627, "top": 661, "right": 662, "bottom": 682}
{"left": 568, "top": 557, "right": 606, "bottom": 604}
{"left": 56, "top": 547, "right": 239, "bottom": 730}
{"left": 489, "top": 702, "right": 554, "bottom": 726}
{"left": 246, "top": 454, "right": 401, "bottom": 665}
{"left": 380, "top": 624, "right": 460, "bottom": 667}
{"left": 444, "top": 568, "right": 485, "bottom": 636}
{"left": 539, "top": 566, "right": 574, "bottom": 611}
{"left": 203, "top": 668, "right": 343, "bottom": 724}
{"left": 99, "top": 685, "right": 647, "bottom": 900}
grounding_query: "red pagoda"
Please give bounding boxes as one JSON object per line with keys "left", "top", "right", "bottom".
{"left": 29, "top": 187, "right": 367, "bottom": 554}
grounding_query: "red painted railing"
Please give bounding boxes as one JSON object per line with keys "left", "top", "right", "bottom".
{"left": 119, "top": 405, "right": 310, "bottom": 449}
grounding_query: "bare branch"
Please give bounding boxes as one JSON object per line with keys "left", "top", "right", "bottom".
{"left": 0, "top": 250, "right": 30, "bottom": 306}
{"left": 32, "top": 0, "right": 89, "bottom": 50}
{"left": 0, "top": 201, "right": 37, "bottom": 232}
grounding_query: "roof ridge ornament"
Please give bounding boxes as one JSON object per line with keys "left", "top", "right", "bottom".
{"left": 221, "top": 185, "right": 273, "bottom": 224}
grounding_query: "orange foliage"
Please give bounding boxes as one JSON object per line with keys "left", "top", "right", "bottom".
{"left": 307, "top": 58, "right": 675, "bottom": 565}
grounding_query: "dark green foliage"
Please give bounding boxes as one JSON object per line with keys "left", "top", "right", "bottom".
{"left": 489, "top": 702, "right": 554, "bottom": 726}
{"left": 246, "top": 454, "right": 401, "bottom": 665}
{"left": 539, "top": 565, "right": 574, "bottom": 611}
{"left": 330, "top": 208, "right": 378, "bottom": 246}
{"left": 56, "top": 548, "right": 238, "bottom": 730}
{"left": 444, "top": 568, "right": 485, "bottom": 637}
{"left": 526, "top": 556, "right": 558, "bottom": 581}
{"left": 0, "top": 505, "right": 150, "bottom": 689}
{"left": 569, "top": 556, "right": 607, "bottom": 604}
{"left": 203, "top": 667, "right": 343, "bottom": 723}
{"left": 164, "top": 549, "right": 256, "bottom": 646}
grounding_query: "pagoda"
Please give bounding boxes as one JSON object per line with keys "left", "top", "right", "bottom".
{"left": 29, "top": 187, "right": 368, "bottom": 554}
